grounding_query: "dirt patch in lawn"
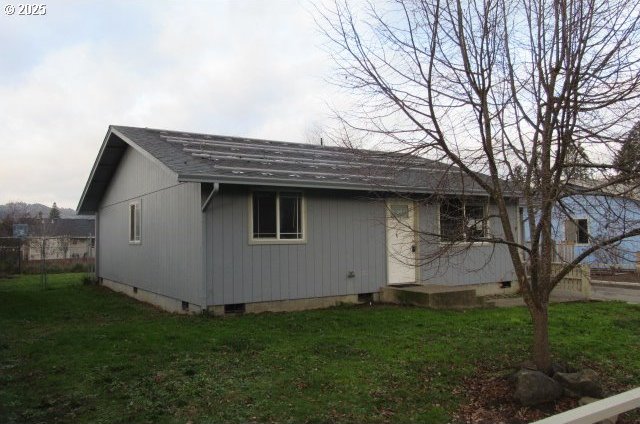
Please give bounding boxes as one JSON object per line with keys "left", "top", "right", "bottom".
{"left": 454, "top": 365, "right": 639, "bottom": 424}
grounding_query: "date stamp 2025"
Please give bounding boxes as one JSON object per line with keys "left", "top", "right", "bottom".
{"left": 4, "top": 4, "right": 47, "bottom": 16}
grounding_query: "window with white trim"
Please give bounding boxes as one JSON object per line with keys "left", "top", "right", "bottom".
{"left": 440, "top": 199, "right": 488, "bottom": 242}
{"left": 252, "top": 191, "right": 303, "bottom": 241}
{"left": 565, "top": 218, "right": 588, "bottom": 244}
{"left": 129, "top": 201, "right": 141, "bottom": 243}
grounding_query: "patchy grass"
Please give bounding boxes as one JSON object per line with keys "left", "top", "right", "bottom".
{"left": 0, "top": 274, "right": 639, "bottom": 423}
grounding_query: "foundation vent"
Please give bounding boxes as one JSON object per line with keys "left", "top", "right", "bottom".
{"left": 224, "top": 303, "right": 246, "bottom": 315}
{"left": 133, "top": 287, "right": 138, "bottom": 294}
{"left": 358, "top": 293, "right": 374, "bottom": 303}
{"left": 181, "top": 301, "right": 189, "bottom": 311}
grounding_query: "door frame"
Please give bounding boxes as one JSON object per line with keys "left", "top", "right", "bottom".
{"left": 385, "top": 198, "right": 419, "bottom": 285}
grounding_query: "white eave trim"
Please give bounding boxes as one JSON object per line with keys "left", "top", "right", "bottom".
{"left": 177, "top": 173, "right": 495, "bottom": 196}
{"left": 76, "top": 126, "right": 179, "bottom": 214}
{"left": 110, "top": 127, "right": 177, "bottom": 177}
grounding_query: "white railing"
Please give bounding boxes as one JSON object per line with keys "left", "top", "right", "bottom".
{"left": 531, "top": 387, "right": 640, "bottom": 424}
{"left": 554, "top": 242, "right": 576, "bottom": 263}
{"left": 551, "top": 263, "right": 591, "bottom": 299}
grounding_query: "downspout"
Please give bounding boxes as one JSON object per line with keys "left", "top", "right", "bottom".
{"left": 201, "top": 183, "right": 219, "bottom": 312}
{"left": 202, "top": 182, "right": 219, "bottom": 212}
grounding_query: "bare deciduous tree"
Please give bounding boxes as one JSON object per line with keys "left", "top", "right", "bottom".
{"left": 319, "top": 0, "right": 640, "bottom": 372}
{"left": 58, "top": 236, "right": 71, "bottom": 260}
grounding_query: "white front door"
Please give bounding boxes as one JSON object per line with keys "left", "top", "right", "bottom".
{"left": 386, "top": 200, "right": 416, "bottom": 285}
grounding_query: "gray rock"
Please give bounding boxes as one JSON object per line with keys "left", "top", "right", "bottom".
{"left": 551, "top": 362, "right": 569, "bottom": 375}
{"left": 514, "top": 369, "right": 563, "bottom": 406}
{"left": 553, "top": 369, "right": 603, "bottom": 398}
{"left": 578, "top": 397, "right": 618, "bottom": 424}
{"left": 520, "top": 360, "right": 538, "bottom": 371}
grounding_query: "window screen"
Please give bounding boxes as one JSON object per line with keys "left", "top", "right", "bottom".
{"left": 129, "top": 204, "right": 135, "bottom": 241}
{"left": 252, "top": 191, "right": 303, "bottom": 240}
{"left": 279, "top": 192, "right": 302, "bottom": 239}
{"left": 465, "top": 204, "right": 486, "bottom": 239}
{"left": 129, "top": 202, "right": 141, "bottom": 243}
{"left": 440, "top": 200, "right": 487, "bottom": 241}
{"left": 565, "top": 218, "right": 588, "bottom": 244}
{"left": 576, "top": 219, "right": 589, "bottom": 244}
{"left": 252, "top": 192, "right": 277, "bottom": 238}
{"left": 440, "top": 199, "right": 465, "bottom": 241}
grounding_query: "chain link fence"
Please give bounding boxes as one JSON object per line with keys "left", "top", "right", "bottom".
{"left": 0, "top": 236, "right": 95, "bottom": 279}
{"left": 0, "top": 237, "right": 21, "bottom": 277}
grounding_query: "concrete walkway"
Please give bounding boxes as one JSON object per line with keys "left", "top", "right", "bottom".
{"left": 591, "top": 280, "right": 640, "bottom": 304}
{"left": 489, "top": 292, "right": 588, "bottom": 308}
{"left": 591, "top": 279, "right": 640, "bottom": 290}
{"left": 489, "top": 280, "right": 640, "bottom": 307}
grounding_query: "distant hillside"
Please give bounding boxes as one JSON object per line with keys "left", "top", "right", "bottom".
{"left": 0, "top": 202, "right": 77, "bottom": 220}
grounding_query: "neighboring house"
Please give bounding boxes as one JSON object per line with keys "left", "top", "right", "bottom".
{"left": 77, "top": 126, "right": 520, "bottom": 314}
{"left": 522, "top": 183, "right": 640, "bottom": 271}
{"left": 24, "top": 218, "right": 95, "bottom": 260}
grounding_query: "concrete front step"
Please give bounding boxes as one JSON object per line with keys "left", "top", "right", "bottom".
{"left": 379, "top": 284, "right": 486, "bottom": 309}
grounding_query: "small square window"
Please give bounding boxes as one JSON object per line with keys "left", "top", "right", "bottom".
{"left": 440, "top": 199, "right": 488, "bottom": 242}
{"left": 251, "top": 191, "right": 304, "bottom": 242}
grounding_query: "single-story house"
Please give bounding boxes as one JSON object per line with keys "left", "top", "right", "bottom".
{"left": 22, "top": 218, "right": 95, "bottom": 260}
{"left": 522, "top": 183, "right": 640, "bottom": 271}
{"left": 77, "top": 126, "right": 520, "bottom": 314}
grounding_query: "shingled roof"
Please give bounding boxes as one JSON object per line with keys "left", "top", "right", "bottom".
{"left": 77, "top": 125, "right": 492, "bottom": 214}
{"left": 25, "top": 218, "right": 95, "bottom": 238}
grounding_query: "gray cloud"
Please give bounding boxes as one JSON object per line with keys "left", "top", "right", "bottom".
{"left": 0, "top": 0, "right": 344, "bottom": 209}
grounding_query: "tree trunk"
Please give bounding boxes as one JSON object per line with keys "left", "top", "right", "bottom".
{"left": 531, "top": 304, "right": 552, "bottom": 374}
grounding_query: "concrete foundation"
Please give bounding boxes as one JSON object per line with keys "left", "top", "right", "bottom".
{"left": 100, "top": 277, "right": 514, "bottom": 315}
{"left": 456, "top": 280, "right": 521, "bottom": 296}
{"left": 207, "top": 292, "right": 380, "bottom": 316}
{"left": 101, "top": 277, "right": 378, "bottom": 316}
{"left": 101, "top": 278, "right": 203, "bottom": 314}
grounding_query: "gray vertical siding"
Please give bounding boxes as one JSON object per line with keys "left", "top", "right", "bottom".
{"left": 98, "top": 146, "right": 204, "bottom": 305}
{"left": 205, "top": 187, "right": 387, "bottom": 305}
{"left": 417, "top": 201, "right": 518, "bottom": 285}
{"left": 101, "top": 147, "right": 177, "bottom": 206}
{"left": 97, "top": 146, "right": 518, "bottom": 308}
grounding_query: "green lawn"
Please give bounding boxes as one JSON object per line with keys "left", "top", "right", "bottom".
{"left": 0, "top": 274, "right": 639, "bottom": 423}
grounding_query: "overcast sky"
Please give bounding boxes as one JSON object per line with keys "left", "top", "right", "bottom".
{"left": 0, "top": 0, "right": 342, "bottom": 209}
